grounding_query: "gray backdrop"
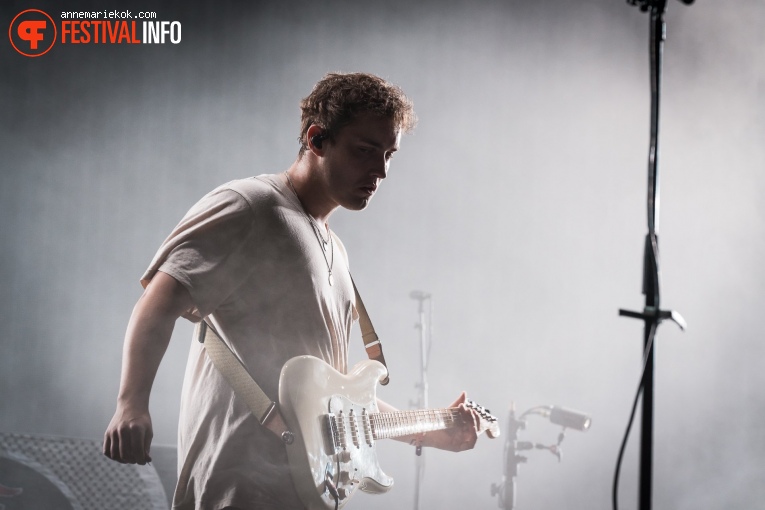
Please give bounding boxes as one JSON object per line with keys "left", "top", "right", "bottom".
{"left": 2, "top": 0, "right": 763, "bottom": 509}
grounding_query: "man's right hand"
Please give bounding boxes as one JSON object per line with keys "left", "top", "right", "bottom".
{"left": 103, "top": 404, "right": 154, "bottom": 464}
{"left": 101, "top": 271, "right": 193, "bottom": 465}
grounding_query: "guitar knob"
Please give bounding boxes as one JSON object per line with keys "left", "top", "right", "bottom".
{"left": 337, "top": 471, "right": 359, "bottom": 487}
{"left": 337, "top": 470, "right": 352, "bottom": 485}
{"left": 337, "top": 450, "right": 352, "bottom": 463}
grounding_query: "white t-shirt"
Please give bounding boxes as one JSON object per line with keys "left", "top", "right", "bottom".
{"left": 141, "top": 174, "right": 357, "bottom": 510}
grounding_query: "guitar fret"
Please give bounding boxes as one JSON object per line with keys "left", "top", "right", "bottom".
{"left": 369, "top": 408, "right": 462, "bottom": 440}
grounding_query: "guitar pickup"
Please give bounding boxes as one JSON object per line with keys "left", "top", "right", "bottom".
{"left": 325, "top": 414, "right": 341, "bottom": 455}
{"left": 348, "top": 409, "right": 360, "bottom": 448}
{"left": 362, "top": 408, "right": 374, "bottom": 447}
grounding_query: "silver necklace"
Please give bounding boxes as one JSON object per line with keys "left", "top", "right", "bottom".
{"left": 284, "top": 172, "right": 335, "bottom": 286}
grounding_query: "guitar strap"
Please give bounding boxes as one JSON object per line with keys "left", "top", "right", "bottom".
{"left": 350, "top": 275, "right": 389, "bottom": 386}
{"left": 198, "top": 276, "right": 389, "bottom": 438}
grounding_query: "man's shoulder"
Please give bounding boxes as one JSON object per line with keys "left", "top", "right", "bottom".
{"left": 210, "top": 174, "right": 285, "bottom": 212}
{"left": 218, "top": 174, "right": 279, "bottom": 197}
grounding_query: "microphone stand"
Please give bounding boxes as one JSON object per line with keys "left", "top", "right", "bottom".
{"left": 620, "top": 1, "right": 690, "bottom": 509}
{"left": 493, "top": 404, "right": 525, "bottom": 510}
{"left": 490, "top": 405, "right": 591, "bottom": 509}
{"left": 409, "top": 291, "right": 432, "bottom": 510}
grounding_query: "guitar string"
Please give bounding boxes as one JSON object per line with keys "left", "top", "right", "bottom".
{"left": 332, "top": 403, "right": 496, "bottom": 446}
{"left": 352, "top": 408, "right": 468, "bottom": 440}
{"left": 367, "top": 409, "right": 460, "bottom": 439}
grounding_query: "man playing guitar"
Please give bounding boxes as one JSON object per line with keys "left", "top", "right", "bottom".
{"left": 103, "top": 72, "right": 483, "bottom": 510}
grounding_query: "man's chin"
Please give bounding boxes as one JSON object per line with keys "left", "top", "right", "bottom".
{"left": 342, "top": 197, "right": 372, "bottom": 211}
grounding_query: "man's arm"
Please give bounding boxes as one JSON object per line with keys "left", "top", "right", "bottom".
{"left": 376, "top": 392, "right": 479, "bottom": 452}
{"left": 103, "top": 271, "right": 193, "bottom": 464}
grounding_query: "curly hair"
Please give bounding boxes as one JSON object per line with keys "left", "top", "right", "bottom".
{"left": 298, "top": 72, "right": 417, "bottom": 156}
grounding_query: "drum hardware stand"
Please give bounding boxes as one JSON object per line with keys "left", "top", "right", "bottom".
{"left": 409, "top": 290, "right": 432, "bottom": 510}
{"left": 617, "top": 1, "right": 692, "bottom": 509}
{"left": 491, "top": 403, "right": 591, "bottom": 509}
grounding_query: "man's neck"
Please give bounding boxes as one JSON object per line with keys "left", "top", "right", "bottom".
{"left": 285, "top": 158, "right": 336, "bottom": 227}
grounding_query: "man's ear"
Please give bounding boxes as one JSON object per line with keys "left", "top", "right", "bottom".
{"left": 311, "top": 134, "right": 326, "bottom": 149}
{"left": 306, "top": 124, "right": 327, "bottom": 155}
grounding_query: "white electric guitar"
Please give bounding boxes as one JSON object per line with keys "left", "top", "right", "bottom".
{"left": 277, "top": 355, "right": 500, "bottom": 510}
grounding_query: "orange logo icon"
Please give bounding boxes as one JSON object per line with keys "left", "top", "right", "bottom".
{"left": 9, "top": 9, "right": 57, "bottom": 57}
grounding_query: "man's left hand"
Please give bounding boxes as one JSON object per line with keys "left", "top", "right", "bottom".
{"left": 421, "top": 391, "right": 479, "bottom": 452}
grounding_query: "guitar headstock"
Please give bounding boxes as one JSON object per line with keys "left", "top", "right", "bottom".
{"left": 466, "top": 400, "right": 501, "bottom": 439}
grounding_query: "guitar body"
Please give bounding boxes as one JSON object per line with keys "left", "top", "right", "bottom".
{"left": 279, "top": 356, "right": 393, "bottom": 510}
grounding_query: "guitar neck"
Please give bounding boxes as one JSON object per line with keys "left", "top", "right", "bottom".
{"left": 369, "top": 408, "right": 461, "bottom": 440}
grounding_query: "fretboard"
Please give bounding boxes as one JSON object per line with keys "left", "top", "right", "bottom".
{"left": 369, "top": 408, "right": 461, "bottom": 440}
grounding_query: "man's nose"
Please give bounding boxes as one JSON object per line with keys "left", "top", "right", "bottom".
{"left": 370, "top": 157, "right": 388, "bottom": 180}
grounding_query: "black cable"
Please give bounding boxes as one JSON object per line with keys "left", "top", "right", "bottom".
{"left": 334, "top": 457, "right": 340, "bottom": 510}
{"left": 612, "top": 322, "right": 657, "bottom": 510}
